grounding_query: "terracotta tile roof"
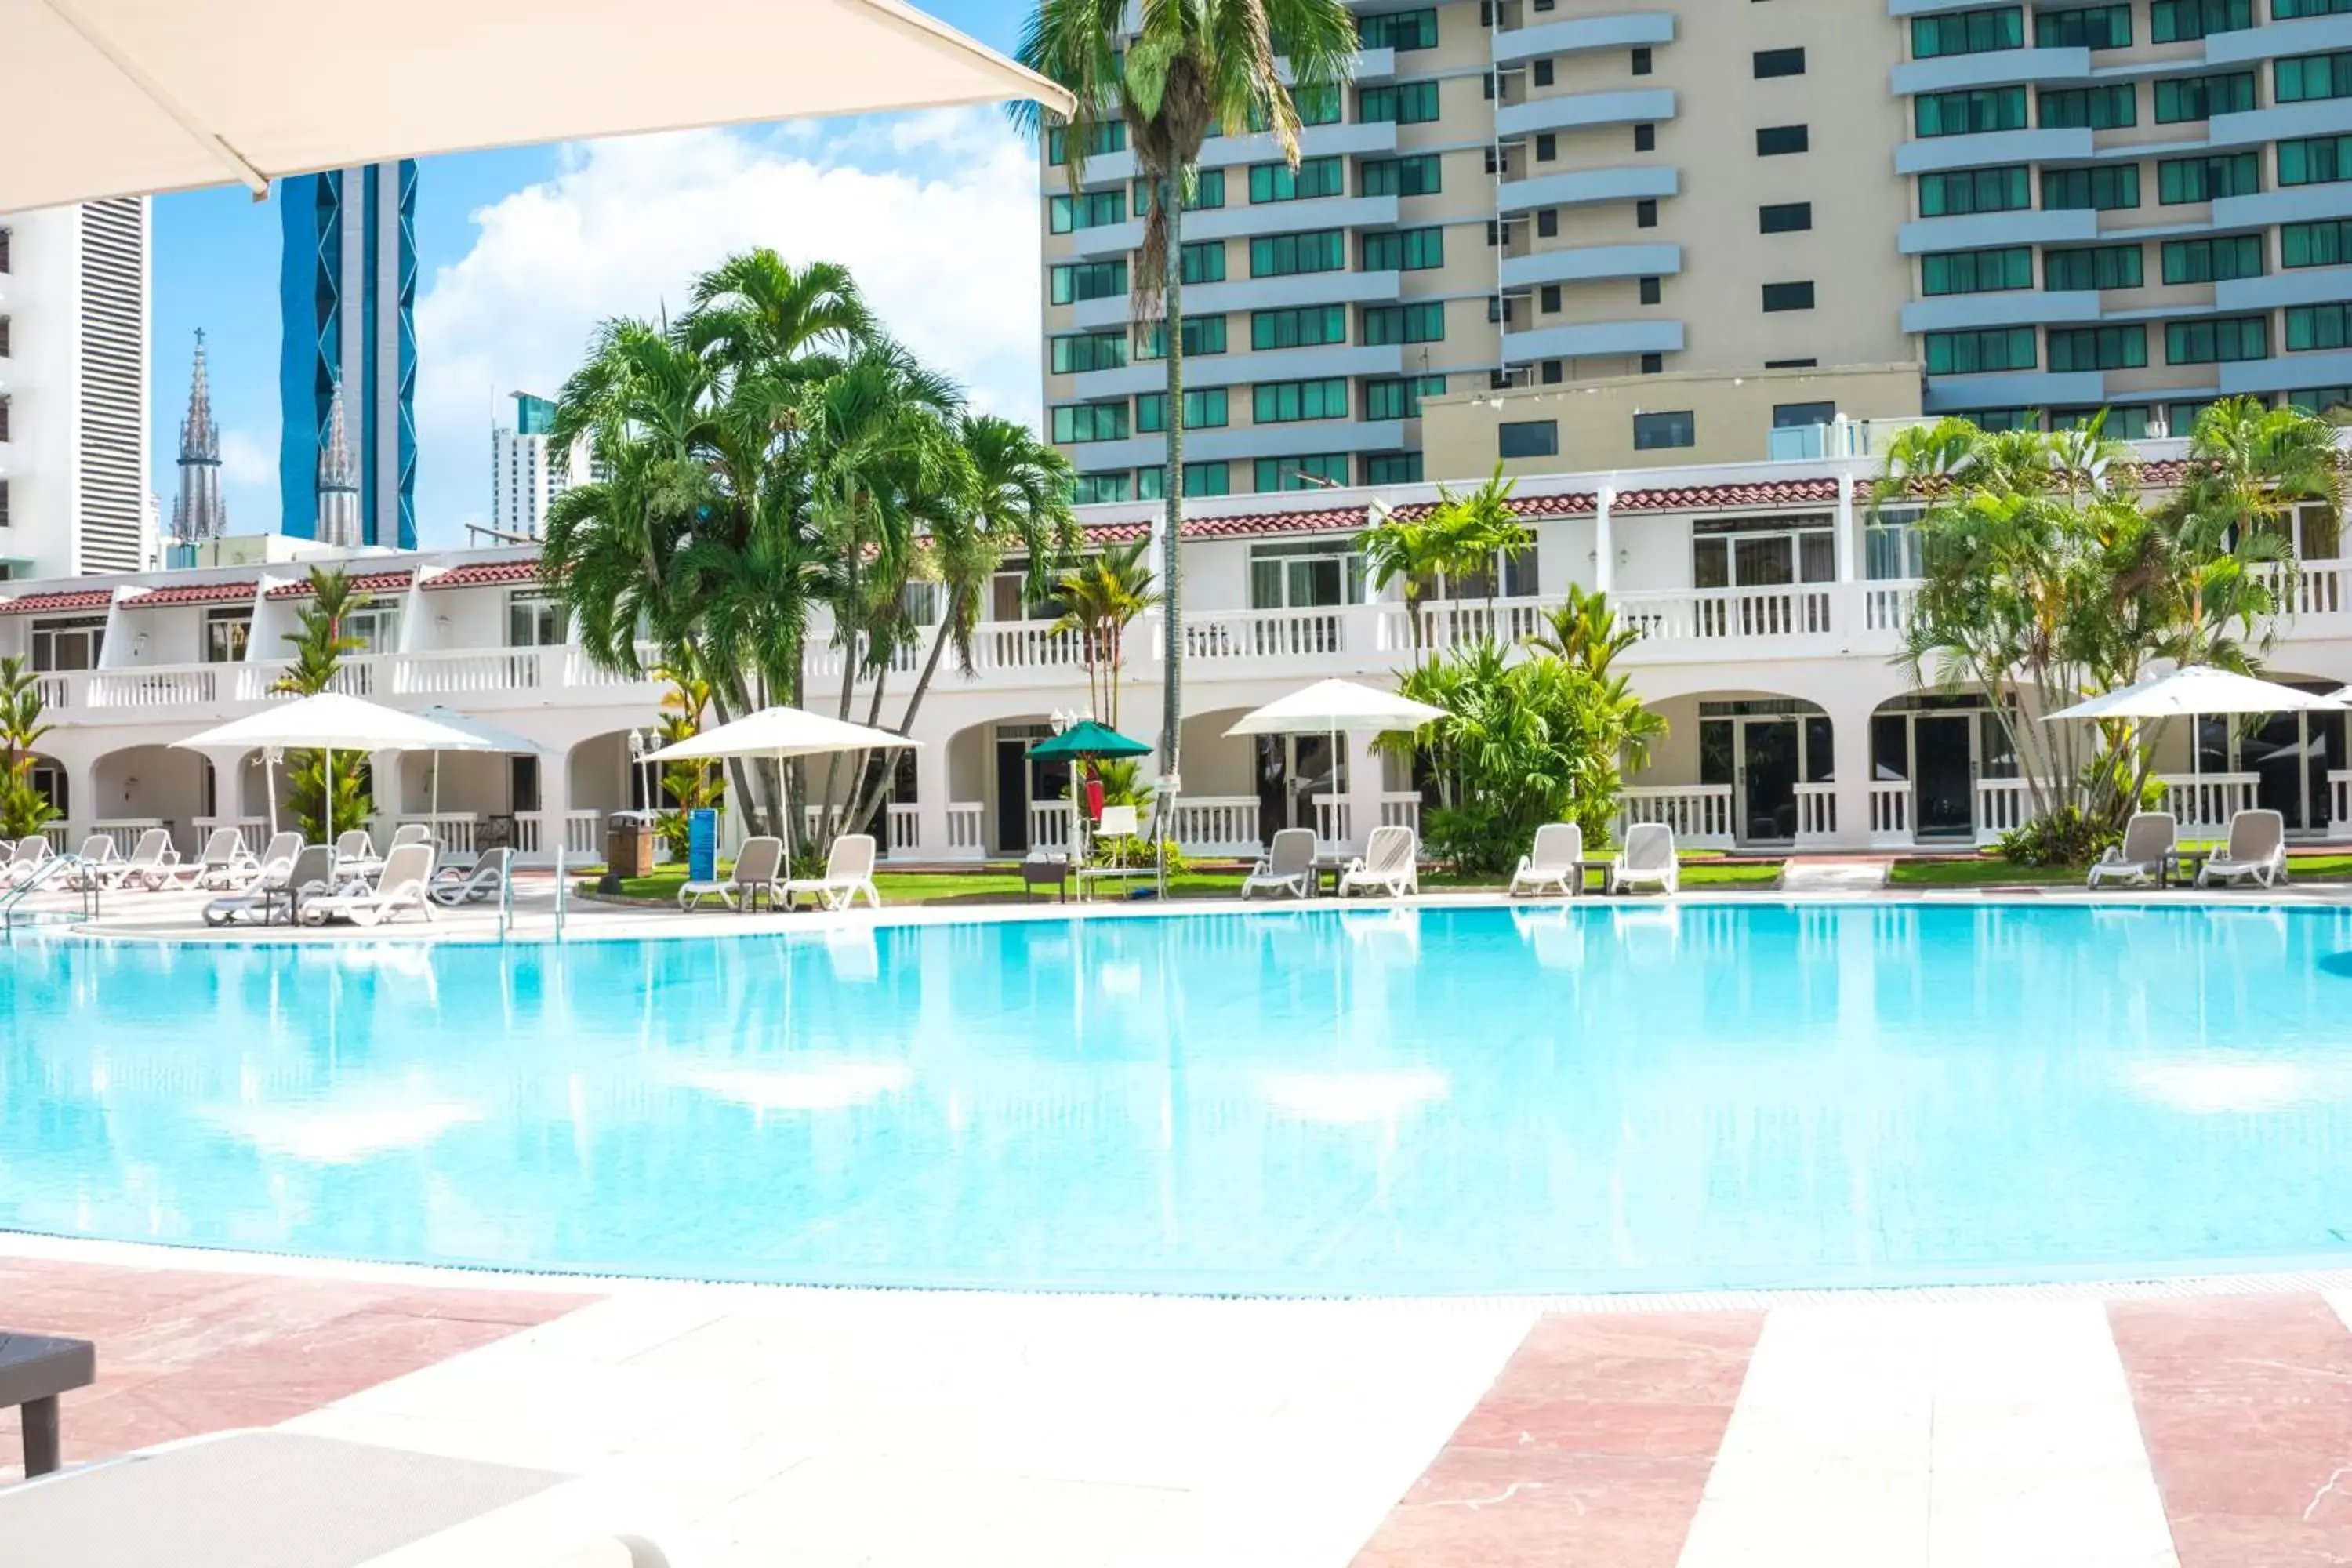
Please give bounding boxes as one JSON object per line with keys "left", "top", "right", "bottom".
{"left": 125, "top": 580, "right": 257, "bottom": 608}
{"left": 1388, "top": 491, "right": 1600, "bottom": 521}
{"left": 0, "top": 589, "right": 115, "bottom": 615}
{"left": 1614, "top": 477, "right": 1842, "bottom": 513}
{"left": 266, "top": 569, "right": 415, "bottom": 600}
{"left": 424, "top": 559, "right": 543, "bottom": 590}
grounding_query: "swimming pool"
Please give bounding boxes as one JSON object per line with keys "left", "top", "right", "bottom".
{"left": 6, "top": 902, "right": 2352, "bottom": 1294}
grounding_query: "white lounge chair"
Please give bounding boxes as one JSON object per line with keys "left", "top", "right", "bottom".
{"left": 430, "top": 847, "right": 514, "bottom": 906}
{"left": 390, "top": 822, "right": 434, "bottom": 849}
{"left": 2198, "top": 808, "right": 2289, "bottom": 889}
{"left": 303, "top": 841, "right": 437, "bottom": 927}
{"left": 204, "top": 841, "right": 326, "bottom": 927}
{"left": 1242, "top": 826, "right": 1316, "bottom": 900}
{"left": 1510, "top": 822, "right": 1587, "bottom": 898}
{"left": 335, "top": 829, "right": 384, "bottom": 878}
{"left": 2088, "top": 811, "right": 2176, "bottom": 889}
{"left": 244, "top": 831, "right": 303, "bottom": 891}
{"left": 167, "top": 828, "right": 258, "bottom": 891}
{"left": 1, "top": 836, "right": 56, "bottom": 889}
{"left": 92, "top": 829, "right": 179, "bottom": 892}
{"left": 64, "top": 834, "right": 118, "bottom": 891}
{"left": 785, "top": 833, "right": 882, "bottom": 911}
{"left": 1609, "top": 822, "right": 1679, "bottom": 895}
{"left": 680, "top": 835, "right": 785, "bottom": 912}
{"left": 1337, "top": 824, "right": 1419, "bottom": 898}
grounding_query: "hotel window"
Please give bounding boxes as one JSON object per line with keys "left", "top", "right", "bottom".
{"left": 1497, "top": 420, "right": 1559, "bottom": 459}
{"left": 1534, "top": 60, "right": 1555, "bottom": 86}
{"left": 1634, "top": 123, "right": 1657, "bottom": 151}
{"left": 1359, "top": 82, "right": 1440, "bottom": 124}
{"left": 2152, "top": 71, "right": 2255, "bottom": 123}
{"left": 1922, "top": 245, "right": 2033, "bottom": 296}
{"left": 202, "top": 608, "right": 252, "bottom": 664}
{"left": 2287, "top": 303, "right": 2352, "bottom": 352}
{"left": 1361, "top": 227, "right": 1443, "bottom": 272}
{"left": 2045, "top": 242, "right": 2143, "bottom": 291}
{"left": 1920, "top": 165, "right": 2029, "bottom": 216}
{"left": 1249, "top": 230, "right": 1345, "bottom": 278}
{"left": 1539, "top": 208, "right": 1561, "bottom": 237}
{"left": 1635, "top": 200, "right": 1657, "bottom": 227}
{"left": 2284, "top": 217, "right": 2352, "bottom": 267}
{"left": 2281, "top": 134, "right": 2352, "bottom": 187}
{"left": 1924, "top": 326, "right": 2037, "bottom": 374}
{"left": 2055, "top": 405, "right": 2151, "bottom": 439}
{"left": 1050, "top": 332, "right": 1127, "bottom": 375}
{"left": 1357, "top": 7, "right": 1439, "bottom": 49}
{"left": 1632, "top": 409, "right": 1696, "bottom": 450}
{"left": 1138, "top": 316, "right": 1228, "bottom": 358}
{"left": 2158, "top": 151, "right": 2260, "bottom": 204}
{"left": 1133, "top": 169, "right": 1225, "bottom": 212}
{"left": 1134, "top": 388, "right": 1229, "bottom": 432}
{"left": 1754, "top": 48, "right": 1806, "bottom": 78}
{"left": 2160, "top": 235, "right": 2261, "bottom": 285}
{"left": 1536, "top": 132, "right": 1557, "bottom": 162}
{"left": 2290, "top": 385, "right": 2352, "bottom": 416}
{"left": 1044, "top": 122, "right": 1126, "bottom": 165}
{"left": 1363, "top": 374, "right": 1446, "bottom": 421}
{"left": 1756, "top": 125, "right": 1809, "bottom": 155}
{"left": 1361, "top": 302, "right": 1446, "bottom": 345}
{"left": 1761, "top": 281, "right": 1816, "bottom": 312}
{"left": 1361, "top": 154, "right": 1443, "bottom": 197}
{"left": 2035, "top": 4, "right": 2132, "bottom": 48}
{"left": 1069, "top": 472, "right": 1131, "bottom": 505}
{"left": 2047, "top": 325, "right": 2148, "bottom": 372}
{"left": 1254, "top": 453, "right": 1352, "bottom": 491}
{"left": 2280, "top": 0, "right": 2352, "bottom": 15}
{"left": 1640, "top": 277, "right": 1662, "bottom": 305}
{"left": 2038, "top": 84, "right": 2136, "bottom": 129}
{"left": 1138, "top": 462, "right": 1232, "bottom": 499}
{"left": 1364, "top": 452, "right": 1424, "bottom": 485}
{"left": 1047, "top": 190, "right": 1127, "bottom": 233}
{"left": 1912, "top": 6, "right": 2024, "bottom": 56}
{"left": 1181, "top": 241, "right": 1226, "bottom": 285}
{"left": 1051, "top": 402, "right": 1130, "bottom": 443}
{"left": 2150, "top": 0, "right": 2252, "bottom": 39}
{"left": 1048, "top": 260, "right": 1127, "bottom": 304}
{"left": 343, "top": 601, "right": 401, "bottom": 656}
{"left": 1253, "top": 378, "right": 1349, "bottom": 424}
{"left": 1694, "top": 513, "right": 1835, "bottom": 589}
{"left": 1866, "top": 504, "right": 1928, "bottom": 581}
{"left": 1251, "top": 305, "right": 1348, "bottom": 350}
{"left": 1250, "top": 539, "right": 1367, "bottom": 608}
{"left": 2042, "top": 165, "right": 2140, "bottom": 211}
{"left": 1249, "top": 157, "right": 1344, "bottom": 204}
{"left": 2278, "top": 50, "right": 2352, "bottom": 103}
{"left": 1632, "top": 46, "right": 1653, "bottom": 74}
{"left": 1915, "top": 86, "right": 2026, "bottom": 137}
{"left": 2165, "top": 314, "right": 2269, "bottom": 364}
{"left": 506, "top": 593, "right": 568, "bottom": 648}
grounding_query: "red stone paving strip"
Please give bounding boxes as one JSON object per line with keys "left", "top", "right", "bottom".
{"left": 1350, "top": 1312, "right": 1764, "bottom": 1568}
{"left": 0, "top": 1256, "right": 593, "bottom": 1477}
{"left": 2111, "top": 1293, "right": 2352, "bottom": 1566}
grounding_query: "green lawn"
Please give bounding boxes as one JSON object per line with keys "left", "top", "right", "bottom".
{"left": 579, "top": 852, "right": 1784, "bottom": 906}
{"left": 1889, "top": 851, "right": 2352, "bottom": 887}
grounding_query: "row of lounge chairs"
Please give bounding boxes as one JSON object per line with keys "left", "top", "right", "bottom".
{"left": 1239, "top": 820, "right": 1682, "bottom": 900}
{"left": 677, "top": 833, "right": 883, "bottom": 912}
{"left": 2089, "top": 808, "right": 2293, "bottom": 889}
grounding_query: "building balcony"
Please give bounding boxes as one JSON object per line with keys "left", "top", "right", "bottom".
{"left": 1921, "top": 368, "right": 2107, "bottom": 412}
{"left": 1496, "top": 89, "right": 1677, "bottom": 140}
{"left": 2214, "top": 182, "right": 2352, "bottom": 231}
{"left": 2209, "top": 98, "right": 2352, "bottom": 153}
{"left": 27, "top": 644, "right": 665, "bottom": 720}
{"left": 2206, "top": 13, "right": 2352, "bottom": 64}
{"left": 1068, "top": 418, "right": 1411, "bottom": 472}
{"left": 1500, "top": 318, "right": 1683, "bottom": 362}
{"left": 1073, "top": 343, "right": 1408, "bottom": 401}
{"left": 1900, "top": 289, "right": 2102, "bottom": 333}
{"left": 1898, "top": 208, "right": 2098, "bottom": 256}
{"left": 1178, "top": 193, "right": 1399, "bottom": 244}
{"left": 2216, "top": 264, "right": 2352, "bottom": 313}
{"left": 1494, "top": 13, "right": 1676, "bottom": 65}
{"left": 1891, "top": 46, "right": 2089, "bottom": 96}
{"left": 1069, "top": 267, "right": 1401, "bottom": 330}
{"left": 1894, "top": 126, "right": 2092, "bottom": 176}
{"left": 1496, "top": 165, "right": 1678, "bottom": 214}
{"left": 1500, "top": 244, "right": 1681, "bottom": 290}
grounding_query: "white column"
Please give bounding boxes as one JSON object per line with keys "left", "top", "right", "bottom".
{"left": 1593, "top": 483, "right": 1616, "bottom": 594}
{"left": 1831, "top": 694, "right": 1878, "bottom": 850}
{"left": 1835, "top": 472, "right": 1858, "bottom": 584}
{"left": 1344, "top": 731, "right": 1385, "bottom": 854}
{"left": 914, "top": 733, "right": 953, "bottom": 863}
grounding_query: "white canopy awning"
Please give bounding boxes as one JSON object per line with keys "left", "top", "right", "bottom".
{"left": 2044, "top": 666, "right": 2346, "bottom": 722}
{"left": 414, "top": 706, "right": 546, "bottom": 756}
{"left": 1225, "top": 679, "right": 1450, "bottom": 737}
{"left": 644, "top": 706, "right": 916, "bottom": 763}
{"left": 0, "top": 0, "right": 1073, "bottom": 212}
{"left": 175, "top": 693, "right": 496, "bottom": 753}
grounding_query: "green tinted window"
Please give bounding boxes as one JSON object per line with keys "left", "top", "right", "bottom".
{"left": 1915, "top": 86, "right": 2028, "bottom": 136}
{"left": 1050, "top": 332, "right": 1127, "bottom": 374}
{"left": 1181, "top": 241, "right": 1226, "bottom": 285}
{"left": 1359, "top": 8, "right": 1439, "bottom": 49}
{"left": 2042, "top": 165, "right": 2140, "bottom": 209}
{"left": 1047, "top": 190, "right": 1126, "bottom": 233}
{"left": 2279, "top": 52, "right": 2352, "bottom": 103}
{"left": 1912, "top": 6, "right": 2024, "bottom": 55}
{"left": 2154, "top": 71, "right": 2256, "bottom": 122}
{"left": 2160, "top": 235, "right": 2263, "bottom": 284}
{"left": 2158, "top": 152, "right": 2260, "bottom": 203}
{"left": 1362, "top": 227, "right": 1444, "bottom": 271}
{"left": 1251, "top": 378, "right": 1349, "bottom": 423}
{"left": 1360, "top": 302, "right": 1446, "bottom": 345}
{"left": 1134, "top": 388, "right": 1228, "bottom": 433}
{"left": 2288, "top": 303, "right": 2352, "bottom": 352}
{"left": 1051, "top": 402, "right": 1130, "bottom": 443}
{"left": 1361, "top": 154, "right": 1443, "bottom": 197}
{"left": 2035, "top": 4, "right": 2131, "bottom": 46}
{"left": 1049, "top": 260, "right": 1127, "bottom": 303}
{"left": 1918, "top": 165, "right": 2031, "bottom": 216}
{"left": 2149, "top": 0, "right": 2252, "bottom": 42}
{"left": 2284, "top": 218, "right": 2352, "bottom": 267}
{"left": 2045, "top": 243, "right": 2144, "bottom": 291}
{"left": 2165, "top": 316, "right": 2269, "bottom": 363}
{"left": 2038, "top": 84, "right": 2135, "bottom": 129}
{"left": 1254, "top": 454, "right": 1352, "bottom": 491}
{"left": 1923, "top": 327, "right": 2037, "bottom": 374}
{"left": 2281, "top": 135, "right": 2352, "bottom": 187}
{"left": 1920, "top": 246, "right": 2033, "bottom": 296}
{"left": 1359, "top": 82, "right": 1440, "bottom": 124}
{"left": 2047, "top": 325, "right": 2147, "bottom": 372}
{"left": 1251, "top": 305, "right": 1348, "bottom": 350}
{"left": 1249, "top": 230, "right": 1345, "bottom": 277}
{"left": 1138, "top": 316, "right": 1229, "bottom": 358}
{"left": 1249, "top": 157, "right": 1344, "bottom": 203}
{"left": 1363, "top": 375, "right": 1446, "bottom": 421}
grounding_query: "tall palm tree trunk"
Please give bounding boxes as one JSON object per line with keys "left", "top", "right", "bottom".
{"left": 1159, "top": 172, "right": 1185, "bottom": 780}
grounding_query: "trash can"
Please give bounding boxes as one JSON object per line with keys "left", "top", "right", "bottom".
{"left": 605, "top": 814, "right": 656, "bottom": 880}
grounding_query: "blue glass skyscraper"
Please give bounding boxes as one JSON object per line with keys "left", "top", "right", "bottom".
{"left": 278, "top": 162, "right": 416, "bottom": 549}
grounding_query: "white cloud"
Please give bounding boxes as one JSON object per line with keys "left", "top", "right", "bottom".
{"left": 412, "top": 112, "right": 1044, "bottom": 546}
{"left": 217, "top": 428, "right": 274, "bottom": 487}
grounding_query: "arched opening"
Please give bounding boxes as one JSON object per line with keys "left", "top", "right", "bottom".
{"left": 944, "top": 713, "right": 1065, "bottom": 857}
{"left": 16, "top": 752, "right": 69, "bottom": 848}
{"left": 1870, "top": 690, "right": 2016, "bottom": 845}
{"left": 89, "top": 744, "right": 209, "bottom": 854}
{"left": 1635, "top": 691, "right": 1833, "bottom": 848}
{"left": 2172, "top": 671, "right": 2345, "bottom": 837}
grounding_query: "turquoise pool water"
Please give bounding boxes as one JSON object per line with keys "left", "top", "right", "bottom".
{"left": 6, "top": 902, "right": 2352, "bottom": 1294}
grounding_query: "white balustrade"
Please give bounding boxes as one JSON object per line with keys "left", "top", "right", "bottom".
{"left": 89, "top": 818, "right": 166, "bottom": 855}
{"left": 391, "top": 648, "right": 547, "bottom": 695}
{"left": 512, "top": 815, "right": 544, "bottom": 855}
{"left": 945, "top": 803, "right": 986, "bottom": 861}
{"left": 192, "top": 815, "right": 270, "bottom": 853}
{"left": 1377, "top": 792, "right": 1422, "bottom": 833}
{"left": 1621, "top": 785, "right": 1733, "bottom": 848}
{"left": 983, "top": 620, "right": 1086, "bottom": 672}
{"left": 1314, "top": 793, "right": 1354, "bottom": 850}
{"left": 1170, "top": 795, "right": 1261, "bottom": 855}
{"left": 2157, "top": 772, "right": 2257, "bottom": 834}
{"left": 564, "top": 810, "right": 602, "bottom": 857}
{"left": 1794, "top": 782, "right": 1838, "bottom": 844}
{"left": 885, "top": 802, "right": 920, "bottom": 857}
{"left": 1867, "top": 782, "right": 1912, "bottom": 847}
{"left": 32, "top": 673, "right": 78, "bottom": 710}
{"left": 399, "top": 813, "right": 481, "bottom": 855}
{"left": 1864, "top": 580, "right": 1920, "bottom": 633}
{"left": 1374, "top": 597, "right": 1558, "bottom": 655}
{"left": 1027, "top": 800, "right": 1074, "bottom": 852}
{"left": 1170, "top": 608, "right": 1345, "bottom": 662}
{"left": 2271, "top": 561, "right": 2347, "bottom": 621}
{"left": 1973, "top": 777, "right": 2039, "bottom": 844}
{"left": 88, "top": 666, "right": 221, "bottom": 708}
{"left": 1617, "top": 585, "right": 1835, "bottom": 647}
{"left": 561, "top": 644, "right": 665, "bottom": 689}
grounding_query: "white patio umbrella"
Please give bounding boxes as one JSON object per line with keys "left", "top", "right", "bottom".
{"left": 1225, "top": 680, "right": 1449, "bottom": 844}
{"left": 176, "top": 693, "right": 493, "bottom": 844}
{"left": 2045, "top": 665, "right": 2347, "bottom": 722}
{"left": 642, "top": 706, "right": 917, "bottom": 848}
{"left": 0, "top": 0, "right": 1072, "bottom": 212}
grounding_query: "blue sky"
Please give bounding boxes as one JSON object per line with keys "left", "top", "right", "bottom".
{"left": 149, "top": 0, "right": 1040, "bottom": 550}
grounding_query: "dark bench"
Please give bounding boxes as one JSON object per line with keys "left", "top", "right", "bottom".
{"left": 0, "top": 1330, "right": 95, "bottom": 1476}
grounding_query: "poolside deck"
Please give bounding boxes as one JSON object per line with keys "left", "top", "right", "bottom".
{"left": 6, "top": 1236, "right": 2352, "bottom": 1566}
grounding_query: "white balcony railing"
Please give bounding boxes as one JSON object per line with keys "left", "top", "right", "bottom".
{"left": 1170, "top": 794, "right": 1260, "bottom": 855}
{"left": 1617, "top": 584, "right": 1835, "bottom": 647}
{"left": 397, "top": 812, "right": 481, "bottom": 857}
{"left": 1168, "top": 607, "right": 1345, "bottom": 662}
{"left": 1794, "top": 782, "right": 1838, "bottom": 845}
{"left": 945, "top": 803, "right": 986, "bottom": 861}
{"left": 1868, "top": 782, "right": 1912, "bottom": 848}
{"left": 885, "top": 802, "right": 920, "bottom": 857}
{"left": 1973, "top": 777, "right": 2039, "bottom": 845}
{"left": 1864, "top": 580, "right": 1921, "bottom": 633}
{"left": 389, "top": 648, "right": 546, "bottom": 695}
{"left": 1621, "top": 784, "right": 1733, "bottom": 848}
{"left": 191, "top": 815, "right": 269, "bottom": 853}
{"left": 1028, "top": 800, "right": 1074, "bottom": 853}
{"left": 2157, "top": 772, "right": 2258, "bottom": 835}
{"left": 88, "top": 667, "right": 223, "bottom": 708}
{"left": 1314, "top": 793, "right": 1352, "bottom": 851}
{"left": 1374, "top": 597, "right": 1557, "bottom": 655}
{"left": 564, "top": 810, "right": 601, "bottom": 857}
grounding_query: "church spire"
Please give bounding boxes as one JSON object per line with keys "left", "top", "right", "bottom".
{"left": 316, "top": 376, "right": 361, "bottom": 548}
{"left": 171, "top": 328, "right": 228, "bottom": 543}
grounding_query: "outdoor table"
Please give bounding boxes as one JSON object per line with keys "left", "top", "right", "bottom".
{"left": 0, "top": 1330, "right": 94, "bottom": 1477}
{"left": 2161, "top": 848, "right": 2211, "bottom": 889}
{"left": 1022, "top": 855, "right": 1069, "bottom": 902}
{"left": 1313, "top": 853, "right": 1353, "bottom": 895}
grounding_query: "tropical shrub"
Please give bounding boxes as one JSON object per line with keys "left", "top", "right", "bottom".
{"left": 1995, "top": 805, "right": 2118, "bottom": 868}
{"left": 0, "top": 655, "right": 56, "bottom": 840}
{"left": 272, "top": 567, "right": 371, "bottom": 841}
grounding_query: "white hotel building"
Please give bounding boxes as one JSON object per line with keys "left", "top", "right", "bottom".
{"left": 5, "top": 434, "right": 2350, "bottom": 867}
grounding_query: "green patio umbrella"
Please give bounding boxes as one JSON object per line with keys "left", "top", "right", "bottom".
{"left": 1025, "top": 720, "right": 1152, "bottom": 761}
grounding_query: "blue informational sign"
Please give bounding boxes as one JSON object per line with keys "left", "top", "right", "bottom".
{"left": 688, "top": 808, "right": 718, "bottom": 884}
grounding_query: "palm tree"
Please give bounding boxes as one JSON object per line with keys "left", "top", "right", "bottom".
{"left": 271, "top": 567, "right": 370, "bottom": 839}
{"left": 2158, "top": 396, "right": 2342, "bottom": 662}
{"left": 1014, "top": 0, "right": 1359, "bottom": 778}
{"left": 1359, "top": 473, "right": 1526, "bottom": 655}
{"left": 0, "top": 655, "right": 57, "bottom": 839}
{"left": 1048, "top": 539, "right": 1160, "bottom": 729}
{"left": 1529, "top": 583, "right": 1641, "bottom": 677}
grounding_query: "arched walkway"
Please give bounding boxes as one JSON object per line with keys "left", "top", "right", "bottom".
{"left": 88, "top": 744, "right": 209, "bottom": 854}
{"left": 1632, "top": 689, "right": 1835, "bottom": 848}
